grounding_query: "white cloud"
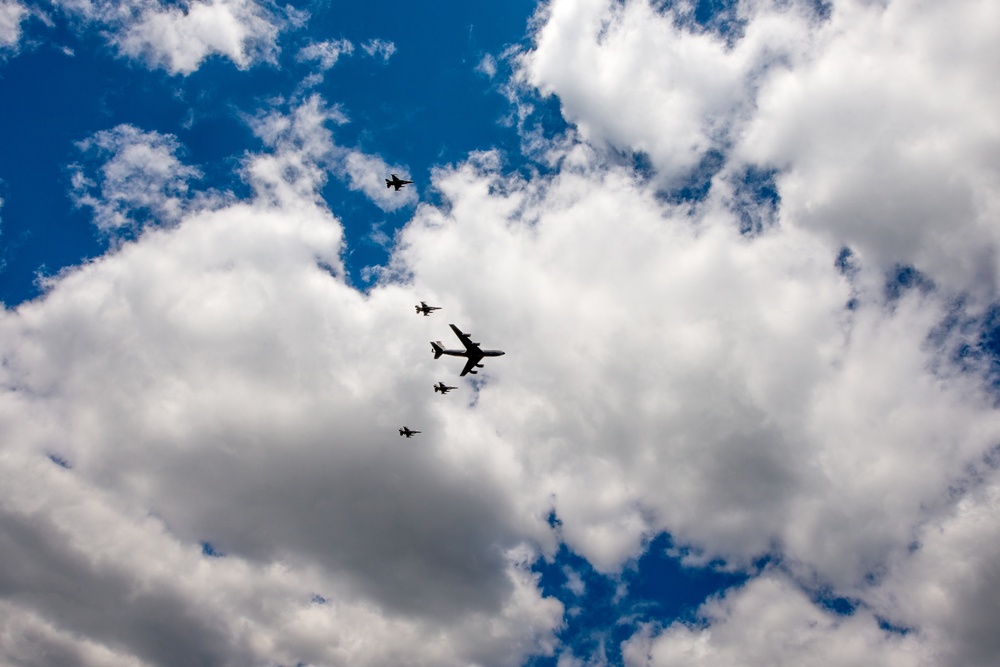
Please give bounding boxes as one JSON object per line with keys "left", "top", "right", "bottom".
{"left": 499, "top": 0, "right": 1000, "bottom": 662}
{"left": 341, "top": 150, "right": 418, "bottom": 212}
{"left": 478, "top": 52, "right": 498, "bottom": 78}
{"left": 297, "top": 38, "right": 354, "bottom": 71}
{"left": 69, "top": 125, "right": 206, "bottom": 234}
{"left": 0, "top": 96, "right": 564, "bottom": 667}
{"left": 391, "top": 150, "right": 1000, "bottom": 588}
{"left": 564, "top": 567, "right": 586, "bottom": 596}
{"left": 621, "top": 574, "right": 930, "bottom": 667}
{"left": 0, "top": 0, "right": 26, "bottom": 52}
{"left": 361, "top": 37, "right": 395, "bottom": 61}
{"left": 4, "top": 0, "right": 1000, "bottom": 664}
{"left": 737, "top": 0, "right": 1000, "bottom": 297}
{"left": 869, "top": 468, "right": 1000, "bottom": 667}
{"left": 515, "top": 0, "right": 807, "bottom": 187}
{"left": 516, "top": 0, "right": 1000, "bottom": 296}
{"left": 243, "top": 94, "right": 417, "bottom": 214}
{"left": 53, "top": 0, "right": 283, "bottom": 74}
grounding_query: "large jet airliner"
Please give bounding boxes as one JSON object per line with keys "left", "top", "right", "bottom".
{"left": 431, "top": 324, "right": 505, "bottom": 376}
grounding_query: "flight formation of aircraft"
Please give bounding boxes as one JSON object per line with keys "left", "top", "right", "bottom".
{"left": 391, "top": 176, "right": 506, "bottom": 438}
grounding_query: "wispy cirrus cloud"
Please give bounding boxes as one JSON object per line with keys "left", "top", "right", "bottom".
{"left": 361, "top": 37, "right": 395, "bottom": 60}
{"left": 297, "top": 38, "right": 354, "bottom": 71}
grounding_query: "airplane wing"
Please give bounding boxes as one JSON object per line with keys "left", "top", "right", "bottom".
{"left": 459, "top": 350, "right": 484, "bottom": 377}
{"left": 449, "top": 324, "right": 480, "bottom": 352}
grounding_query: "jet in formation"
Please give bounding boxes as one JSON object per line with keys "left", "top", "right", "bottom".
{"left": 399, "top": 427, "right": 421, "bottom": 438}
{"left": 431, "top": 324, "right": 505, "bottom": 376}
{"left": 386, "top": 174, "right": 413, "bottom": 191}
{"left": 434, "top": 382, "right": 457, "bottom": 394}
{"left": 415, "top": 301, "right": 441, "bottom": 316}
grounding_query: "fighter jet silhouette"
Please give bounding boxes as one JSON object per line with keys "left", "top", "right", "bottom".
{"left": 415, "top": 301, "right": 441, "bottom": 316}
{"left": 434, "top": 382, "right": 457, "bottom": 394}
{"left": 431, "top": 324, "right": 505, "bottom": 376}
{"left": 386, "top": 174, "right": 413, "bottom": 191}
{"left": 399, "top": 427, "right": 421, "bottom": 438}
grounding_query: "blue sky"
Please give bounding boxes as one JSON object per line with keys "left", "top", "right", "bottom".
{"left": 1, "top": 0, "right": 545, "bottom": 300}
{"left": 2, "top": 1, "right": 1000, "bottom": 666}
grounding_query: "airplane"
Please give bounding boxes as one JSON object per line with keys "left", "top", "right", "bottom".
{"left": 399, "top": 427, "right": 421, "bottom": 438}
{"left": 431, "top": 324, "right": 505, "bottom": 377}
{"left": 415, "top": 301, "right": 441, "bottom": 316}
{"left": 434, "top": 382, "right": 457, "bottom": 394}
{"left": 386, "top": 174, "right": 413, "bottom": 191}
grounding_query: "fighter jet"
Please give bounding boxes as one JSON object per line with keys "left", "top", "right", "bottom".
{"left": 415, "top": 301, "right": 441, "bottom": 316}
{"left": 434, "top": 382, "right": 457, "bottom": 394}
{"left": 386, "top": 174, "right": 413, "bottom": 191}
{"left": 431, "top": 324, "right": 505, "bottom": 376}
{"left": 399, "top": 427, "right": 421, "bottom": 438}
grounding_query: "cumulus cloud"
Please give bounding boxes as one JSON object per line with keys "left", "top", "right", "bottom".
{"left": 516, "top": 0, "right": 1000, "bottom": 296}
{"left": 621, "top": 573, "right": 930, "bottom": 667}
{"left": 4, "top": 0, "right": 1000, "bottom": 665}
{"left": 69, "top": 125, "right": 206, "bottom": 234}
{"left": 0, "top": 96, "right": 564, "bottom": 667}
{"left": 52, "top": 0, "right": 282, "bottom": 74}
{"left": 0, "top": 0, "right": 26, "bottom": 52}
{"left": 392, "top": 149, "right": 1000, "bottom": 586}
{"left": 869, "top": 467, "right": 1000, "bottom": 667}
{"left": 498, "top": 0, "right": 1000, "bottom": 662}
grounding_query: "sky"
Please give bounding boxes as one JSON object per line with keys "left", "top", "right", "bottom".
{"left": 1, "top": 0, "right": 999, "bottom": 665}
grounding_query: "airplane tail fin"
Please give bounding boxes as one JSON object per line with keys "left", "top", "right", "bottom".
{"left": 386, "top": 179, "right": 392, "bottom": 188}
{"left": 431, "top": 342, "right": 444, "bottom": 359}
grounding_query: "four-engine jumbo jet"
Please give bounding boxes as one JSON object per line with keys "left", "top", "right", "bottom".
{"left": 386, "top": 174, "right": 413, "bottom": 191}
{"left": 434, "top": 382, "right": 457, "bottom": 394}
{"left": 415, "top": 301, "right": 441, "bottom": 316}
{"left": 431, "top": 324, "right": 505, "bottom": 376}
{"left": 399, "top": 427, "right": 421, "bottom": 438}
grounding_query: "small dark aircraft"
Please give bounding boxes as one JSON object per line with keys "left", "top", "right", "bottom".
{"left": 415, "top": 301, "right": 441, "bottom": 316}
{"left": 434, "top": 382, "right": 457, "bottom": 394}
{"left": 386, "top": 174, "right": 413, "bottom": 191}
{"left": 431, "top": 324, "right": 505, "bottom": 376}
{"left": 399, "top": 427, "right": 421, "bottom": 438}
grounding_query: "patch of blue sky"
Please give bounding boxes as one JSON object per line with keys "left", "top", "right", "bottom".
{"left": 0, "top": 0, "right": 542, "bottom": 302}
{"left": 200, "top": 541, "right": 225, "bottom": 558}
{"left": 530, "top": 532, "right": 747, "bottom": 666}
{"left": 884, "top": 265, "right": 935, "bottom": 303}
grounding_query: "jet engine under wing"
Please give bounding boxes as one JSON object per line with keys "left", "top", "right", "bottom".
{"left": 449, "top": 324, "right": 478, "bottom": 351}
{"left": 459, "top": 352, "right": 485, "bottom": 377}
